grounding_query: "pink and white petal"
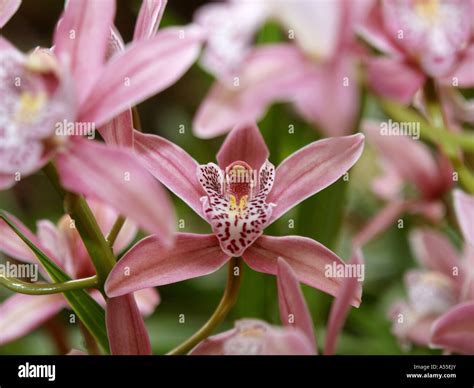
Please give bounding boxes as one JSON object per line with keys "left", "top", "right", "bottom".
{"left": 409, "top": 228, "right": 460, "bottom": 277}
{"left": 36, "top": 219, "right": 73, "bottom": 274}
{"left": 267, "top": 134, "right": 364, "bottom": 223}
{"left": 277, "top": 257, "right": 315, "bottom": 348}
{"left": 106, "top": 26, "right": 125, "bottom": 59}
{"left": 324, "top": 250, "right": 364, "bottom": 355}
{"left": 0, "top": 0, "right": 21, "bottom": 28}
{"left": 134, "top": 288, "right": 160, "bottom": 317}
{"left": 189, "top": 328, "right": 238, "bottom": 355}
{"left": 53, "top": 0, "right": 116, "bottom": 105}
{"left": 133, "top": 0, "right": 167, "bottom": 41}
{"left": 134, "top": 130, "right": 205, "bottom": 219}
{"left": 0, "top": 211, "right": 42, "bottom": 263}
{"left": 243, "top": 235, "right": 361, "bottom": 306}
{"left": 406, "top": 200, "right": 445, "bottom": 223}
{"left": 79, "top": 26, "right": 203, "bottom": 127}
{"left": 364, "top": 121, "right": 439, "bottom": 197}
{"left": 98, "top": 109, "right": 134, "bottom": 148}
{"left": 430, "top": 302, "right": 474, "bottom": 355}
{"left": 193, "top": 44, "right": 314, "bottom": 139}
{"left": 445, "top": 45, "right": 474, "bottom": 88}
{"left": 354, "top": 201, "right": 408, "bottom": 246}
{"left": 106, "top": 294, "right": 151, "bottom": 355}
{"left": 0, "top": 173, "right": 16, "bottom": 190}
{"left": 262, "top": 327, "right": 316, "bottom": 355}
{"left": 105, "top": 233, "right": 229, "bottom": 297}
{"left": 294, "top": 56, "right": 360, "bottom": 137}
{"left": 56, "top": 138, "right": 175, "bottom": 243}
{"left": 216, "top": 122, "right": 268, "bottom": 170}
{"left": 365, "top": 57, "right": 425, "bottom": 104}
{"left": 453, "top": 190, "right": 474, "bottom": 246}
{"left": 0, "top": 293, "right": 66, "bottom": 345}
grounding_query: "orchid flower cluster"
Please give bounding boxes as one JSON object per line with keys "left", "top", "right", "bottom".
{"left": 0, "top": 0, "right": 473, "bottom": 356}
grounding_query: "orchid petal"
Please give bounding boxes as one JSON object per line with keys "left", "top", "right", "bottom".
{"left": 0, "top": 293, "right": 66, "bottom": 345}
{"left": 277, "top": 257, "right": 315, "bottom": 348}
{"left": 56, "top": 138, "right": 175, "bottom": 243}
{"left": 134, "top": 288, "right": 160, "bottom": 317}
{"left": 324, "top": 250, "right": 363, "bottom": 355}
{"left": 431, "top": 302, "right": 474, "bottom": 355}
{"left": 409, "top": 229, "right": 460, "bottom": 277}
{"left": 453, "top": 190, "right": 474, "bottom": 246}
{"left": 79, "top": 26, "right": 203, "bottom": 127}
{"left": 243, "top": 235, "right": 361, "bottom": 306}
{"left": 133, "top": 0, "right": 167, "bottom": 41}
{"left": 133, "top": 130, "right": 205, "bottom": 219}
{"left": 98, "top": 109, "right": 134, "bottom": 148}
{"left": 0, "top": 0, "right": 21, "bottom": 28}
{"left": 193, "top": 44, "right": 313, "bottom": 139}
{"left": 106, "top": 294, "right": 151, "bottom": 355}
{"left": 53, "top": 0, "right": 116, "bottom": 105}
{"left": 216, "top": 122, "right": 268, "bottom": 170}
{"left": 267, "top": 134, "right": 364, "bottom": 223}
{"left": 105, "top": 233, "right": 229, "bottom": 297}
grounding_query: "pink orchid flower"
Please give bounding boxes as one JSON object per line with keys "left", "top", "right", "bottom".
{"left": 359, "top": 0, "right": 474, "bottom": 103}
{"left": 389, "top": 191, "right": 474, "bottom": 351}
{"left": 105, "top": 122, "right": 364, "bottom": 307}
{"left": 190, "top": 253, "right": 362, "bottom": 355}
{"left": 354, "top": 120, "right": 453, "bottom": 246}
{"left": 430, "top": 190, "right": 474, "bottom": 354}
{"left": 0, "top": 200, "right": 159, "bottom": 351}
{"left": 192, "top": 0, "right": 373, "bottom": 139}
{"left": 0, "top": 0, "right": 204, "bottom": 241}
{"left": 0, "top": 0, "right": 20, "bottom": 28}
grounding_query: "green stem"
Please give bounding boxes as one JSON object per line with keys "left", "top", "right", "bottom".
{"left": 107, "top": 216, "right": 126, "bottom": 248}
{"left": 43, "top": 163, "right": 117, "bottom": 289}
{"left": 0, "top": 275, "right": 98, "bottom": 295}
{"left": 167, "top": 257, "right": 243, "bottom": 355}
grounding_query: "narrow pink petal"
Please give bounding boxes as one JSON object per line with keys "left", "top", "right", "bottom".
{"left": 0, "top": 293, "right": 66, "bottom": 345}
{"left": 133, "top": 130, "right": 205, "bottom": 219}
{"left": 53, "top": 0, "right": 116, "bottom": 105}
{"left": 133, "top": 0, "right": 167, "bottom": 41}
{"left": 37, "top": 219, "right": 74, "bottom": 274}
{"left": 354, "top": 201, "right": 408, "bottom": 246}
{"left": 243, "top": 235, "right": 362, "bottom": 306}
{"left": 430, "top": 302, "right": 474, "bottom": 355}
{"left": 105, "top": 233, "right": 229, "bottom": 297}
{"left": 134, "top": 288, "right": 160, "bottom": 317}
{"left": 267, "top": 134, "right": 364, "bottom": 223}
{"left": 324, "top": 250, "right": 363, "bottom": 355}
{"left": 365, "top": 57, "right": 426, "bottom": 104}
{"left": 216, "top": 122, "right": 268, "bottom": 170}
{"left": 0, "top": 0, "right": 21, "bottom": 28}
{"left": 106, "top": 294, "right": 151, "bottom": 355}
{"left": 98, "top": 109, "right": 134, "bottom": 147}
{"left": 364, "top": 121, "right": 440, "bottom": 197}
{"left": 0, "top": 211, "right": 43, "bottom": 263}
{"left": 56, "top": 138, "right": 175, "bottom": 243}
{"left": 79, "top": 26, "right": 203, "bottom": 127}
{"left": 193, "top": 44, "right": 314, "bottom": 139}
{"left": 409, "top": 228, "right": 460, "bottom": 277}
{"left": 277, "top": 257, "right": 315, "bottom": 348}
{"left": 453, "top": 189, "right": 474, "bottom": 246}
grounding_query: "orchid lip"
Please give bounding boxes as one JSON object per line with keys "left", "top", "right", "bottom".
{"left": 197, "top": 159, "right": 275, "bottom": 257}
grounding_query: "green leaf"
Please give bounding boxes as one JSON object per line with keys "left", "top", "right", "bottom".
{"left": 0, "top": 211, "right": 110, "bottom": 353}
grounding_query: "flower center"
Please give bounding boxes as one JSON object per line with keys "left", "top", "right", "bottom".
{"left": 415, "top": 0, "right": 439, "bottom": 22}
{"left": 15, "top": 91, "right": 48, "bottom": 124}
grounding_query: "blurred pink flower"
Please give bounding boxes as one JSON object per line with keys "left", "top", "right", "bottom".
{"left": 360, "top": 0, "right": 474, "bottom": 103}
{"left": 0, "top": 0, "right": 20, "bottom": 28}
{"left": 0, "top": 0, "right": 205, "bottom": 241}
{"left": 190, "top": 253, "right": 363, "bottom": 355}
{"left": 193, "top": 0, "right": 373, "bottom": 138}
{"left": 389, "top": 190, "right": 474, "bottom": 352}
{"left": 354, "top": 121, "right": 453, "bottom": 246}
{"left": 0, "top": 201, "right": 159, "bottom": 351}
{"left": 430, "top": 190, "right": 474, "bottom": 354}
{"left": 105, "top": 123, "right": 364, "bottom": 307}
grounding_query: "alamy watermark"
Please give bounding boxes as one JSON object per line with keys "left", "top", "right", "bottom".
{"left": 380, "top": 119, "right": 420, "bottom": 140}
{"left": 55, "top": 119, "right": 95, "bottom": 139}
{"left": 325, "top": 262, "right": 365, "bottom": 282}
{"left": 0, "top": 261, "right": 39, "bottom": 282}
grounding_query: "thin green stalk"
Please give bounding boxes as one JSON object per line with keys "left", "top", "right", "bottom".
{"left": 107, "top": 216, "right": 126, "bottom": 248}
{"left": 167, "top": 257, "right": 243, "bottom": 355}
{"left": 0, "top": 275, "right": 98, "bottom": 295}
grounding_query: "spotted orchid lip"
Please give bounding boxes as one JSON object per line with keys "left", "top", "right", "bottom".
{"left": 197, "top": 160, "right": 275, "bottom": 257}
